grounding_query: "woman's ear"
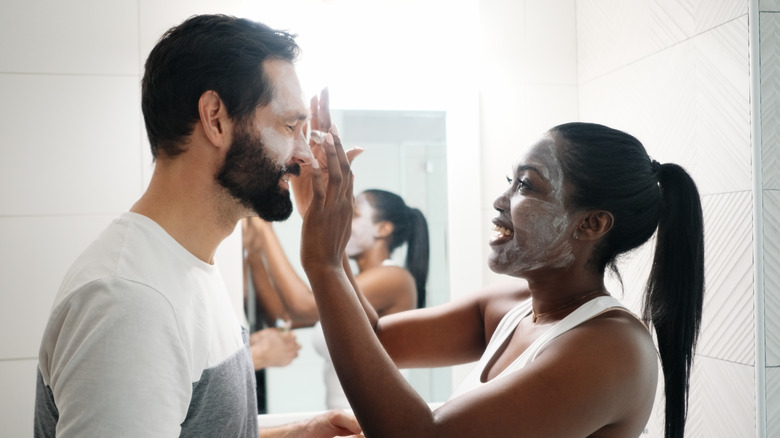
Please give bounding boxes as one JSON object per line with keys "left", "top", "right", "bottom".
{"left": 573, "top": 210, "right": 613, "bottom": 241}
{"left": 374, "top": 221, "right": 394, "bottom": 239}
{"left": 198, "top": 90, "right": 232, "bottom": 148}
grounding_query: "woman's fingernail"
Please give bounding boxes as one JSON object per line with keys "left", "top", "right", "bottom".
{"left": 330, "top": 124, "right": 339, "bottom": 136}
{"left": 312, "top": 159, "right": 320, "bottom": 169}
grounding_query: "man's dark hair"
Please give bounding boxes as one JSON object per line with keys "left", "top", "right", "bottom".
{"left": 141, "top": 14, "right": 300, "bottom": 158}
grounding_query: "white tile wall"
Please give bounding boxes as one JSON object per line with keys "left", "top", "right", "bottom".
{"left": 641, "top": 355, "right": 756, "bottom": 438}
{"left": 580, "top": 16, "right": 752, "bottom": 197}
{"left": 0, "top": 360, "right": 39, "bottom": 437}
{"left": 0, "top": 0, "right": 138, "bottom": 75}
{"left": 0, "top": 74, "right": 144, "bottom": 216}
{"left": 686, "top": 356, "right": 756, "bottom": 438}
{"left": 761, "top": 0, "right": 780, "bottom": 12}
{"left": 761, "top": 12, "right": 780, "bottom": 190}
{"left": 767, "top": 365, "right": 780, "bottom": 437}
{"left": 762, "top": 15, "right": 780, "bottom": 438}
{"left": 0, "top": 215, "right": 116, "bottom": 358}
{"left": 577, "top": 1, "right": 759, "bottom": 436}
{"left": 766, "top": 190, "right": 780, "bottom": 366}
{"left": 698, "top": 192, "right": 755, "bottom": 365}
{"left": 577, "top": 0, "right": 746, "bottom": 83}
{"left": 138, "top": 0, "right": 244, "bottom": 65}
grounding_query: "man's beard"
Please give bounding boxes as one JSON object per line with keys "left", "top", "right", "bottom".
{"left": 216, "top": 123, "right": 300, "bottom": 222}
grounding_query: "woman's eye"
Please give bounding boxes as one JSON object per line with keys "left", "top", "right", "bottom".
{"left": 506, "top": 175, "right": 531, "bottom": 191}
{"left": 287, "top": 125, "right": 296, "bottom": 132}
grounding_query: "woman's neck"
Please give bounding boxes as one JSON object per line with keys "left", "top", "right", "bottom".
{"left": 354, "top": 244, "right": 391, "bottom": 274}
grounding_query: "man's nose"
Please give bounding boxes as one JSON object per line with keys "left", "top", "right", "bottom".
{"left": 291, "top": 132, "right": 313, "bottom": 165}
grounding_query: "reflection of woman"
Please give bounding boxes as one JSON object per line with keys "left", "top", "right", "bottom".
{"left": 243, "top": 188, "right": 429, "bottom": 408}
{"left": 302, "top": 122, "right": 704, "bottom": 438}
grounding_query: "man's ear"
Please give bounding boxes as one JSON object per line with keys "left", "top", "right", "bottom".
{"left": 375, "top": 221, "right": 394, "bottom": 239}
{"left": 198, "top": 90, "right": 232, "bottom": 148}
{"left": 573, "top": 210, "right": 614, "bottom": 241}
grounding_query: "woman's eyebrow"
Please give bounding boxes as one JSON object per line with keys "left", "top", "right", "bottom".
{"left": 515, "top": 164, "right": 545, "bottom": 180}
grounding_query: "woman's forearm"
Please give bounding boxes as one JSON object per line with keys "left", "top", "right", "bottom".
{"left": 305, "top": 263, "right": 434, "bottom": 437}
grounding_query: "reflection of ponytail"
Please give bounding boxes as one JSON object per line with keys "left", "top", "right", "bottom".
{"left": 405, "top": 208, "right": 429, "bottom": 308}
{"left": 362, "top": 189, "right": 430, "bottom": 308}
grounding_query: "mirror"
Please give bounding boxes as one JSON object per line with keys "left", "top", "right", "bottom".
{"left": 247, "top": 109, "right": 451, "bottom": 413}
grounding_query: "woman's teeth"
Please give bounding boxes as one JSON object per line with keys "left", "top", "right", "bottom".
{"left": 492, "top": 225, "right": 513, "bottom": 238}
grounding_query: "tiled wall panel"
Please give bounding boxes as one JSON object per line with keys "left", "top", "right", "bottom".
{"left": 577, "top": 1, "right": 757, "bottom": 436}
{"left": 580, "top": 16, "right": 752, "bottom": 197}
{"left": 766, "top": 190, "right": 780, "bottom": 365}
{"left": 0, "top": 215, "right": 116, "bottom": 358}
{"left": 762, "top": 12, "right": 780, "bottom": 190}
{"left": 609, "top": 192, "right": 755, "bottom": 367}
{"left": 642, "top": 356, "right": 755, "bottom": 438}
{"left": 0, "top": 360, "right": 39, "bottom": 438}
{"left": 686, "top": 357, "right": 756, "bottom": 438}
{"left": 0, "top": 0, "right": 138, "bottom": 75}
{"left": 698, "top": 192, "right": 755, "bottom": 365}
{"left": 577, "top": 0, "right": 746, "bottom": 83}
{"left": 760, "top": 0, "right": 780, "bottom": 12}
{"left": 0, "top": 74, "right": 144, "bottom": 216}
{"left": 767, "top": 365, "right": 780, "bottom": 437}
{"left": 138, "top": 0, "right": 244, "bottom": 64}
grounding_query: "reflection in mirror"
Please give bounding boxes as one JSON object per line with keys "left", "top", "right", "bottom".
{"left": 245, "top": 109, "right": 450, "bottom": 413}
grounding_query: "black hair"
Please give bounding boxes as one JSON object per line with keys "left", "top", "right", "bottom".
{"left": 362, "top": 189, "right": 430, "bottom": 309}
{"left": 551, "top": 122, "right": 704, "bottom": 438}
{"left": 141, "top": 14, "right": 300, "bottom": 158}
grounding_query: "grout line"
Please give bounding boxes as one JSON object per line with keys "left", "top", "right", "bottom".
{"left": 0, "top": 357, "right": 37, "bottom": 363}
{"left": 748, "top": 1, "right": 766, "bottom": 438}
{"left": 0, "top": 71, "right": 136, "bottom": 78}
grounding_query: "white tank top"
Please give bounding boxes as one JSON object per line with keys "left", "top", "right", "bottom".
{"left": 449, "top": 295, "right": 636, "bottom": 400}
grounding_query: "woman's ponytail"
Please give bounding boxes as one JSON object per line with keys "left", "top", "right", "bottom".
{"left": 642, "top": 162, "right": 705, "bottom": 438}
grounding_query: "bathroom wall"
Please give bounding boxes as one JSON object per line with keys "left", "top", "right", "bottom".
{"left": 760, "top": 1, "right": 780, "bottom": 436}
{"left": 575, "top": 0, "right": 768, "bottom": 436}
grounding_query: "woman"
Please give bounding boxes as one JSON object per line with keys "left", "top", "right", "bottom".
{"left": 243, "top": 188, "right": 429, "bottom": 408}
{"left": 301, "top": 122, "right": 704, "bottom": 438}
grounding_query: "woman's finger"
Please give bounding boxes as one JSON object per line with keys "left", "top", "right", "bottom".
{"left": 309, "top": 94, "right": 320, "bottom": 132}
{"left": 323, "top": 132, "right": 343, "bottom": 205}
{"left": 330, "top": 125, "right": 351, "bottom": 201}
{"left": 307, "top": 152, "right": 326, "bottom": 212}
{"left": 318, "top": 87, "right": 331, "bottom": 132}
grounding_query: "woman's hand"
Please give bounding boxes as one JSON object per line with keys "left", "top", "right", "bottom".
{"left": 291, "top": 88, "right": 361, "bottom": 217}
{"left": 300, "top": 126, "right": 354, "bottom": 271}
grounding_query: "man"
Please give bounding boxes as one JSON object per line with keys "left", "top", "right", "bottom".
{"left": 34, "top": 15, "right": 361, "bottom": 438}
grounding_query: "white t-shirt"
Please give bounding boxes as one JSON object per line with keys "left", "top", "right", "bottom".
{"left": 35, "top": 212, "right": 257, "bottom": 437}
